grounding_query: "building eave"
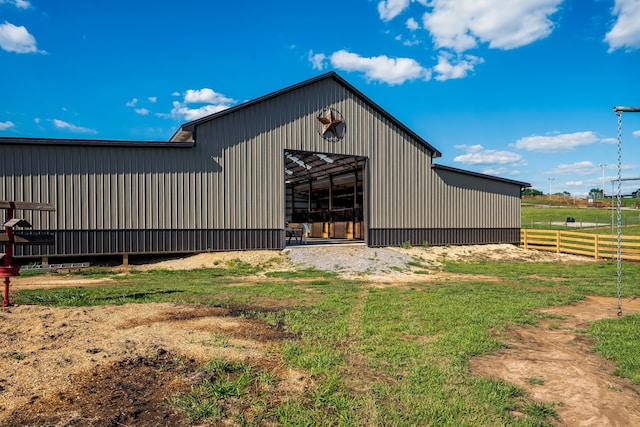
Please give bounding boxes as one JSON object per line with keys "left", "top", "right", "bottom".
{"left": 0, "top": 136, "right": 194, "bottom": 148}
{"left": 432, "top": 163, "right": 531, "bottom": 188}
{"left": 175, "top": 72, "right": 442, "bottom": 158}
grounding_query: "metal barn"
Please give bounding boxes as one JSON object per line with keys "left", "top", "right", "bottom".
{"left": 0, "top": 72, "right": 528, "bottom": 258}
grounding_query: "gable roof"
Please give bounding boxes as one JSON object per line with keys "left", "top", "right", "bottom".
{"left": 0, "top": 136, "right": 193, "bottom": 148}
{"left": 432, "top": 164, "right": 530, "bottom": 188}
{"left": 170, "top": 71, "right": 442, "bottom": 158}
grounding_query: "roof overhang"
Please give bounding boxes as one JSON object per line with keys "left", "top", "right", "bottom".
{"left": 432, "top": 163, "right": 530, "bottom": 189}
{"left": 0, "top": 136, "right": 194, "bottom": 148}
{"left": 170, "top": 72, "right": 442, "bottom": 158}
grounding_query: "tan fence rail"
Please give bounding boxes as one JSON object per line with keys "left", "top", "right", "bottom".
{"left": 520, "top": 229, "right": 640, "bottom": 261}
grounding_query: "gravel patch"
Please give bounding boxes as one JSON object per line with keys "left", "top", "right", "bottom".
{"left": 122, "top": 244, "right": 591, "bottom": 278}
{"left": 285, "top": 245, "right": 414, "bottom": 275}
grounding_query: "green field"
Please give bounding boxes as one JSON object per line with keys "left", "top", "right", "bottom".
{"left": 13, "top": 260, "right": 640, "bottom": 426}
{"left": 522, "top": 206, "right": 640, "bottom": 234}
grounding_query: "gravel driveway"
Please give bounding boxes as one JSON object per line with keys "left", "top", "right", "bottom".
{"left": 285, "top": 245, "right": 414, "bottom": 275}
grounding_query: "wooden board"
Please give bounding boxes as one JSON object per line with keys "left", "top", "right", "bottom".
{"left": 0, "top": 200, "right": 55, "bottom": 211}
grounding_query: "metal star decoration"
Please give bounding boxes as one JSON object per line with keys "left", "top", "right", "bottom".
{"left": 317, "top": 108, "right": 344, "bottom": 139}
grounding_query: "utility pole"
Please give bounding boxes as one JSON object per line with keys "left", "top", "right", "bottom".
{"left": 599, "top": 163, "right": 607, "bottom": 197}
{"left": 548, "top": 177, "right": 554, "bottom": 195}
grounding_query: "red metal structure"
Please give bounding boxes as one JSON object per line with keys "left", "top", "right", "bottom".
{"left": 1, "top": 201, "right": 55, "bottom": 307}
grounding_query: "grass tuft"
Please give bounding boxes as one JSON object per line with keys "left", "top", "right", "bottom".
{"left": 14, "top": 257, "right": 640, "bottom": 425}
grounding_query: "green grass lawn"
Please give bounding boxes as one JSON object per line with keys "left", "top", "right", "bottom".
{"left": 522, "top": 206, "right": 640, "bottom": 233}
{"left": 13, "top": 259, "right": 640, "bottom": 426}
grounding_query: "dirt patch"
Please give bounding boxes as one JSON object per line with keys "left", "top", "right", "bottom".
{"left": 0, "top": 303, "right": 308, "bottom": 426}
{"left": 1, "top": 245, "right": 631, "bottom": 425}
{"left": 8, "top": 349, "right": 196, "bottom": 426}
{"left": 470, "top": 296, "right": 640, "bottom": 426}
{"left": 132, "top": 250, "right": 287, "bottom": 272}
{"left": 394, "top": 243, "right": 592, "bottom": 265}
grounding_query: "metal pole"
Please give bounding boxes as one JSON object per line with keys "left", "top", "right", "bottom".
{"left": 616, "top": 111, "right": 623, "bottom": 316}
{"left": 611, "top": 182, "right": 615, "bottom": 259}
{"left": 3, "top": 207, "right": 14, "bottom": 307}
{"left": 614, "top": 106, "right": 640, "bottom": 113}
{"left": 612, "top": 107, "right": 640, "bottom": 316}
{"left": 599, "top": 163, "right": 607, "bottom": 197}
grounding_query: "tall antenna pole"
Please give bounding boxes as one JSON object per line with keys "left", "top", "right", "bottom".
{"left": 599, "top": 163, "right": 607, "bottom": 197}
{"left": 612, "top": 106, "right": 640, "bottom": 317}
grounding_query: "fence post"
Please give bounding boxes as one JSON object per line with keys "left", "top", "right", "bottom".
{"left": 594, "top": 234, "right": 599, "bottom": 260}
{"left": 556, "top": 230, "right": 560, "bottom": 253}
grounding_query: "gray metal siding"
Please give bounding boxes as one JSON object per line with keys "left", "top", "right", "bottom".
{"left": 1, "top": 143, "right": 213, "bottom": 231}
{"left": 369, "top": 228, "right": 521, "bottom": 247}
{"left": 195, "top": 78, "right": 437, "bottom": 231}
{"left": 195, "top": 78, "right": 518, "bottom": 233}
{"left": 1, "top": 75, "right": 523, "bottom": 256}
{"left": 429, "top": 168, "right": 522, "bottom": 229}
{"left": 14, "top": 229, "right": 282, "bottom": 256}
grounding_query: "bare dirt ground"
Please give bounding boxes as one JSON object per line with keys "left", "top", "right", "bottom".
{"left": 1, "top": 244, "right": 638, "bottom": 426}
{"left": 471, "top": 296, "right": 640, "bottom": 427}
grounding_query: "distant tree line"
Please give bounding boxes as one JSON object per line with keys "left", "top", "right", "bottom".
{"left": 523, "top": 187, "right": 640, "bottom": 199}
{"left": 522, "top": 188, "right": 570, "bottom": 197}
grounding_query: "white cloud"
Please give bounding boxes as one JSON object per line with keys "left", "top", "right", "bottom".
{"left": 545, "top": 161, "right": 599, "bottom": 176}
{"left": 0, "top": 0, "right": 31, "bottom": 9}
{"left": 171, "top": 103, "right": 231, "bottom": 121}
{"left": 482, "top": 167, "right": 508, "bottom": 175}
{"left": 403, "top": 38, "right": 421, "bottom": 46}
{"left": 365, "top": 1, "right": 561, "bottom": 83}
{"left": 52, "top": 119, "right": 97, "bottom": 134}
{"left": 605, "top": 0, "right": 640, "bottom": 52}
{"left": 183, "top": 88, "right": 235, "bottom": 105}
{"left": 378, "top": 0, "right": 410, "bottom": 21}
{"left": 0, "top": 120, "right": 14, "bottom": 130}
{"left": 128, "top": 97, "right": 156, "bottom": 112}
{"left": 0, "top": 21, "right": 44, "bottom": 54}
{"left": 512, "top": 131, "right": 601, "bottom": 152}
{"left": 170, "top": 88, "right": 236, "bottom": 121}
{"left": 34, "top": 117, "right": 40, "bottom": 124}
{"left": 482, "top": 167, "right": 521, "bottom": 176}
{"left": 600, "top": 137, "right": 619, "bottom": 144}
{"left": 454, "top": 144, "right": 525, "bottom": 165}
{"left": 406, "top": 17, "right": 419, "bottom": 31}
{"left": 329, "top": 50, "right": 431, "bottom": 85}
{"left": 421, "top": 0, "right": 562, "bottom": 52}
{"left": 308, "top": 50, "right": 327, "bottom": 70}
{"left": 433, "top": 52, "right": 484, "bottom": 81}
{"left": 454, "top": 144, "right": 482, "bottom": 153}
{"left": 633, "top": 130, "right": 640, "bottom": 137}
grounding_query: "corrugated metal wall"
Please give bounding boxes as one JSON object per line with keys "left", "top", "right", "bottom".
{"left": 1, "top": 143, "right": 211, "bottom": 230}
{"left": 429, "top": 168, "right": 521, "bottom": 229}
{"left": 194, "top": 78, "right": 438, "bottom": 231}
{"left": 1, "top": 141, "right": 281, "bottom": 255}
{"left": 1, "top": 75, "right": 523, "bottom": 256}
{"left": 195, "top": 77, "right": 522, "bottom": 243}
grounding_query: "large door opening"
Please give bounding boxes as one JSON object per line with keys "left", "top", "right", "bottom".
{"left": 284, "top": 150, "right": 366, "bottom": 245}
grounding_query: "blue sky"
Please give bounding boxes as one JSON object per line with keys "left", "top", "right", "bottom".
{"left": 1, "top": 0, "right": 640, "bottom": 197}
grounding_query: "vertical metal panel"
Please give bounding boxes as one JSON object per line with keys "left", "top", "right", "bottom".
{"left": 1, "top": 75, "right": 523, "bottom": 256}
{"left": 368, "top": 228, "right": 521, "bottom": 247}
{"left": 430, "top": 168, "right": 522, "bottom": 229}
{"left": 13, "top": 229, "right": 283, "bottom": 256}
{"left": 193, "top": 78, "right": 459, "bottom": 231}
{"left": 0, "top": 141, "right": 212, "bottom": 232}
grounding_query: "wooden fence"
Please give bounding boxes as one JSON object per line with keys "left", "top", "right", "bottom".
{"left": 520, "top": 229, "right": 640, "bottom": 261}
